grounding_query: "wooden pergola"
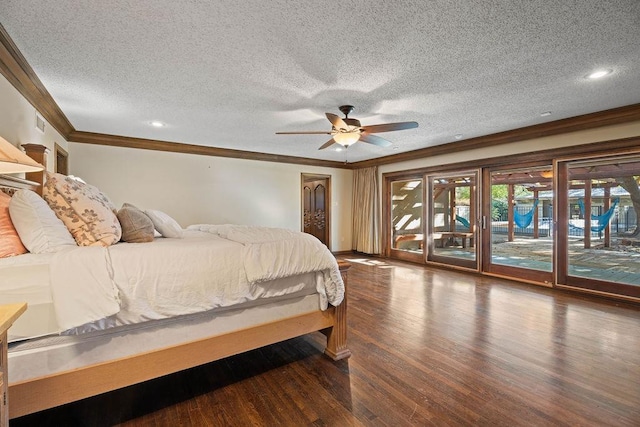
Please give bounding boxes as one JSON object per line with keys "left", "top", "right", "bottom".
{"left": 490, "top": 170, "right": 552, "bottom": 243}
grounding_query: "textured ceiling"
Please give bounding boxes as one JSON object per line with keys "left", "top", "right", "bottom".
{"left": 1, "top": 1, "right": 639, "bottom": 163}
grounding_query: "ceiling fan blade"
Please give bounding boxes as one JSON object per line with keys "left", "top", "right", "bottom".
{"left": 360, "top": 121, "right": 418, "bottom": 133}
{"left": 318, "top": 138, "right": 337, "bottom": 150}
{"left": 326, "top": 113, "right": 350, "bottom": 131}
{"left": 275, "top": 131, "right": 332, "bottom": 135}
{"left": 359, "top": 134, "right": 393, "bottom": 147}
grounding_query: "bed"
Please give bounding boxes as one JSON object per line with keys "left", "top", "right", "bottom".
{"left": 0, "top": 171, "right": 350, "bottom": 420}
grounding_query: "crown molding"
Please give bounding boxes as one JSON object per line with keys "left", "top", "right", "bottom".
{"left": 351, "top": 103, "right": 640, "bottom": 169}
{"left": 0, "top": 24, "right": 75, "bottom": 138}
{"left": 68, "top": 131, "right": 352, "bottom": 169}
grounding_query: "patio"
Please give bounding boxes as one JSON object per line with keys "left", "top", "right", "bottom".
{"left": 491, "top": 236, "right": 640, "bottom": 285}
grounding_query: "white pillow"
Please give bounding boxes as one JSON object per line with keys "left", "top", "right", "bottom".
{"left": 9, "top": 189, "right": 77, "bottom": 253}
{"left": 144, "top": 209, "right": 184, "bottom": 238}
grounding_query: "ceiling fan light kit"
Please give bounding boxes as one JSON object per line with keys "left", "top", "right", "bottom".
{"left": 332, "top": 132, "right": 360, "bottom": 147}
{"left": 276, "top": 105, "right": 418, "bottom": 150}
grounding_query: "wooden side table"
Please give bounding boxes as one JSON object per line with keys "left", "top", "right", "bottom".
{"left": 0, "top": 303, "right": 26, "bottom": 426}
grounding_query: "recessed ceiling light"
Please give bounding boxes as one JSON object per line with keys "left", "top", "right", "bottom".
{"left": 586, "top": 69, "right": 612, "bottom": 80}
{"left": 454, "top": 134, "right": 463, "bottom": 140}
{"left": 149, "top": 121, "right": 165, "bottom": 127}
{"left": 540, "top": 111, "right": 552, "bottom": 117}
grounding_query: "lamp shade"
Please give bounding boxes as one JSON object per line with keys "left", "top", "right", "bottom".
{"left": 333, "top": 132, "right": 360, "bottom": 147}
{"left": 0, "top": 136, "right": 44, "bottom": 173}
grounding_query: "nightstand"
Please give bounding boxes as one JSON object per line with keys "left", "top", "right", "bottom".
{"left": 0, "top": 303, "right": 26, "bottom": 426}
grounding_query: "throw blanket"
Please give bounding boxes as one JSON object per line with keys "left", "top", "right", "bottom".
{"left": 189, "top": 225, "right": 344, "bottom": 309}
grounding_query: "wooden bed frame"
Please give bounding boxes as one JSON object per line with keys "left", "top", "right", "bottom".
{"left": 2, "top": 165, "right": 350, "bottom": 419}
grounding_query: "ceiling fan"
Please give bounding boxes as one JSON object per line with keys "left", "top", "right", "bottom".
{"left": 276, "top": 105, "right": 418, "bottom": 150}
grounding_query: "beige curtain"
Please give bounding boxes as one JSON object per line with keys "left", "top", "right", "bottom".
{"left": 352, "top": 166, "right": 380, "bottom": 254}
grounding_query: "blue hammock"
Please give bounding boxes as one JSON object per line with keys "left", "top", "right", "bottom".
{"left": 577, "top": 198, "right": 619, "bottom": 232}
{"left": 514, "top": 199, "right": 539, "bottom": 228}
{"left": 456, "top": 215, "right": 471, "bottom": 229}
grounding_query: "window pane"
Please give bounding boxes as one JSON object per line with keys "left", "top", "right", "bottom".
{"left": 430, "top": 174, "right": 476, "bottom": 263}
{"left": 490, "top": 167, "right": 553, "bottom": 272}
{"left": 391, "top": 179, "right": 423, "bottom": 253}
{"left": 567, "top": 157, "right": 640, "bottom": 285}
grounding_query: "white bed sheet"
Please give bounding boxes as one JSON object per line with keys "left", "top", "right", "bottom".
{"left": 49, "top": 227, "right": 344, "bottom": 330}
{"left": 1, "top": 226, "right": 343, "bottom": 343}
{"left": 0, "top": 253, "right": 61, "bottom": 342}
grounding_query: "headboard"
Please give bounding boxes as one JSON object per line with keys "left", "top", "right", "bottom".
{"left": 0, "top": 174, "right": 39, "bottom": 196}
{"left": 0, "top": 144, "right": 46, "bottom": 196}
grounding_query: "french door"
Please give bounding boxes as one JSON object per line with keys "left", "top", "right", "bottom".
{"left": 426, "top": 171, "right": 479, "bottom": 270}
{"left": 557, "top": 155, "right": 640, "bottom": 298}
{"left": 383, "top": 148, "right": 640, "bottom": 301}
{"left": 388, "top": 177, "right": 424, "bottom": 263}
{"left": 482, "top": 165, "right": 554, "bottom": 284}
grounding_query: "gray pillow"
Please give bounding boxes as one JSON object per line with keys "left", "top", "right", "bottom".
{"left": 117, "top": 203, "right": 155, "bottom": 243}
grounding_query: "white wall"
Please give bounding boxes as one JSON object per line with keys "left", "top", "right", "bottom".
{"left": 69, "top": 143, "right": 353, "bottom": 252}
{"left": 0, "top": 74, "right": 69, "bottom": 169}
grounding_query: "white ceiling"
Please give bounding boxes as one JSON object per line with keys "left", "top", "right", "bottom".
{"left": 1, "top": 1, "right": 639, "bottom": 163}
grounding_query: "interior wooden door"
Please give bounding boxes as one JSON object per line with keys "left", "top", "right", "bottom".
{"left": 302, "top": 175, "right": 330, "bottom": 247}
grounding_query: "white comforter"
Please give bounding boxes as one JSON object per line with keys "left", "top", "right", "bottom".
{"left": 50, "top": 226, "right": 344, "bottom": 330}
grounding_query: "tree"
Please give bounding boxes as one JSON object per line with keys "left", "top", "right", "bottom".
{"left": 616, "top": 176, "right": 640, "bottom": 236}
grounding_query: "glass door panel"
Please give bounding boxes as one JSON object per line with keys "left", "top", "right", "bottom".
{"left": 559, "top": 156, "right": 640, "bottom": 298}
{"left": 390, "top": 178, "right": 424, "bottom": 261}
{"left": 427, "top": 172, "right": 478, "bottom": 269}
{"left": 484, "top": 166, "right": 554, "bottom": 283}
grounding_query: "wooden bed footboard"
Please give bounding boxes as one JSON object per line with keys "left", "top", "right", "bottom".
{"left": 9, "top": 260, "right": 350, "bottom": 419}
{"left": 322, "top": 261, "right": 351, "bottom": 361}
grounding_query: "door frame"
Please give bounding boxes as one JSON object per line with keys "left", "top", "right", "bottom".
{"left": 426, "top": 169, "right": 480, "bottom": 271}
{"left": 481, "top": 164, "right": 555, "bottom": 284}
{"left": 556, "top": 155, "right": 640, "bottom": 299}
{"left": 383, "top": 172, "right": 425, "bottom": 263}
{"left": 54, "top": 143, "right": 68, "bottom": 175}
{"left": 301, "top": 173, "right": 331, "bottom": 249}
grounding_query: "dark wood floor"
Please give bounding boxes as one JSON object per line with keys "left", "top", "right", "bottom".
{"left": 12, "top": 257, "right": 640, "bottom": 426}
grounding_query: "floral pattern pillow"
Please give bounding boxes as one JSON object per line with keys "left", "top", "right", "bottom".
{"left": 42, "top": 172, "right": 122, "bottom": 247}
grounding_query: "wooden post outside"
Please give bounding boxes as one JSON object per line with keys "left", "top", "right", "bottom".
{"left": 533, "top": 189, "right": 539, "bottom": 239}
{"left": 508, "top": 184, "right": 514, "bottom": 242}
{"left": 584, "top": 180, "right": 592, "bottom": 249}
{"left": 604, "top": 187, "right": 611, "bottom": 248}
{"left": 450, "top": 188, "right": 456, "bottom": 231}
